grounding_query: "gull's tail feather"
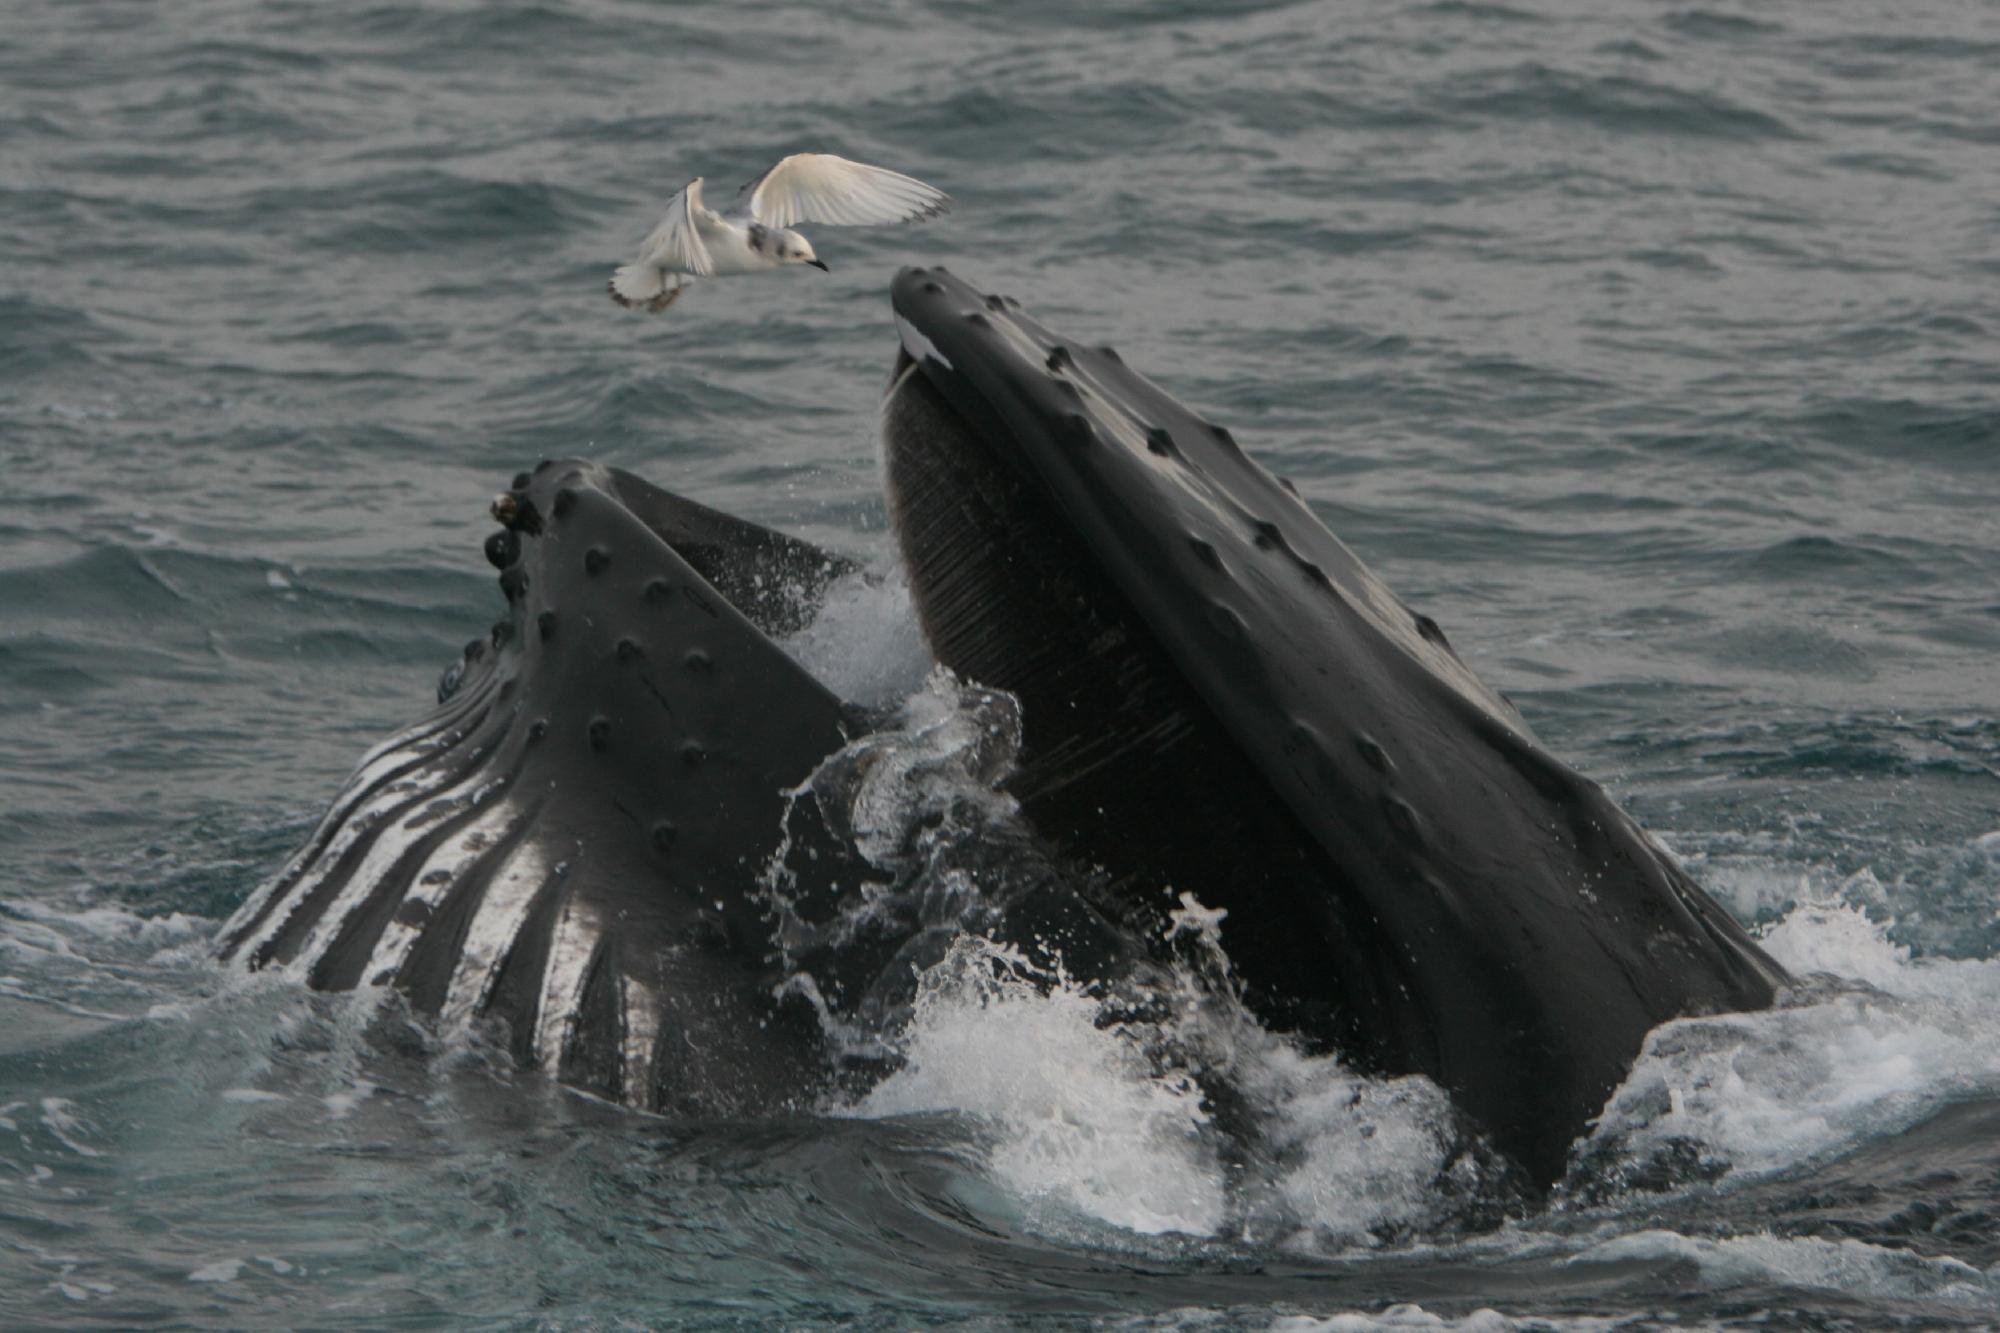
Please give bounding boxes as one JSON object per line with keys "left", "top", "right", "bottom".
{"left": 608, "top": 265, "right": 686, "bottom": 313}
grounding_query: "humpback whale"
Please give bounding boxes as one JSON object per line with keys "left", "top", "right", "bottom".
{"left": 219, "top": 268, "right": 1787, "bottom": 1187}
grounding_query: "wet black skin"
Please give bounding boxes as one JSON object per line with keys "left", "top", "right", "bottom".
{"left": 880, "top": 266, "right": 1788, "bottom": 1187}
{"left": 219, "top": 461, "right": 861, "bottom": 1114}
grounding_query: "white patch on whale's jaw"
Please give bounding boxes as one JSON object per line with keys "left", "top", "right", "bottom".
{"left": 894, "top": 314, "right": 951, "bottom": 371}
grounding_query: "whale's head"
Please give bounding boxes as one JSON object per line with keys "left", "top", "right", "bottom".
{"left": 878, "top": 266, "right": 1785, "bottom": 1187}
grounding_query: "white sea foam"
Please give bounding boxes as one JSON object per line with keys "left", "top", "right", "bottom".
{"left": 1567, "top": 1229, "right": 1994, "bottom": 1305}
{"left": 1152, "top": 898, "right": 1481, "bottom": 1250}
{"left": 1246, "top": 1044, "right": 1470, "bottom": 1250}
{"left": 0, "top": 898, "right": 228, "bottom": 1032}
{"left": 803, "top": 666, "right": 1020, "bottom": 871}
{"left": 39, "top": 1098, "right": 103, "bottom": 1158}
{"left": 0, "top": 916, "right": 85, "bottom": 962}
{"left": 1270, "top": 1307, "right": 1627, "bottom": 1332}
{"left": 1576, "top": 898, "right": 2000, "bottom": 1186}
{"left": 323, "top": 1077, "right": 378, "bottom": 1120}
{"left": 186, "top": 1258, "right": 243, "bottom": 1283}
{"left": 0, "top": 977, "right": 127, "bottom": 1023}
{"left": 857, "top": 937, "right": 1225, "bottom": 1238}
{"left": 7, "top": 901, "right": 208, "bottom": 946}
{"left": 842, "top": 870, "right": 2000, "bottom": 1249}
{"left": 845, "top": 900, "right": 1481, "bottom": 1248}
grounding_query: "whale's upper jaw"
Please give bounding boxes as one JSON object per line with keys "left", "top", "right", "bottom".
{"left": 886, "top": 266, "right": 1529, "bottom": 732}
{"left": 883, "top": 265, "right": 1787, "bottom": 1187}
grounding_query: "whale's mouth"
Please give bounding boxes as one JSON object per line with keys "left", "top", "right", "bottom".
{"left": 220, "top": 268, "right": 1785, "bottom": 1193}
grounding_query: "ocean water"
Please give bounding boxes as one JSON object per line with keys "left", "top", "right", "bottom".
{"left": 3, "top": 0, "right": 1998, "bottom": 1326}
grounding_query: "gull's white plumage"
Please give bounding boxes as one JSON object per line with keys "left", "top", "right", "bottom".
{"left": 608, "top": 153, "right": 949, "bottom": 313}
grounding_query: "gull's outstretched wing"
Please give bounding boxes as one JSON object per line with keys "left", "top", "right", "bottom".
{"left": 634, "top": 177, "right": 715, "bottom": 277}
{"left": 743, "top": 154, "right": 949, "bottom": 229}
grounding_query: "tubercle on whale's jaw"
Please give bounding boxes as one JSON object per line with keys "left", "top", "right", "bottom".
{"left": 486, "top": 459, "right": 859, "bottom": 641}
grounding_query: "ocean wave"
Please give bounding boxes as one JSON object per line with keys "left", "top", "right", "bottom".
{"left": 1444, "top": 64, "right": 1801, "bottom": 141}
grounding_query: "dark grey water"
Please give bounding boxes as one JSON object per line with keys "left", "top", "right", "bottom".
{"left": 4, "top": 0, "right": 1998, "bottom": 1327}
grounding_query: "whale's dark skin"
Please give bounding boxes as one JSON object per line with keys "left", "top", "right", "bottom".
{"left": 219, "top": 461, "right": 862, "bottom": 1114}
{"left": 879, "top": 266, "right": 1788, "bottom": 1185}
{"left": 221, "top": 272, "right": 1787, "bottom": 1190}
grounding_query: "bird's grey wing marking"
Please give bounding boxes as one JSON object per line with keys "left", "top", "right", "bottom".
{"left": 743, "top": 154, "right": 949, "bottom": 229}
{"left": 637, "top": 177, "right": 715, "bottom": 277}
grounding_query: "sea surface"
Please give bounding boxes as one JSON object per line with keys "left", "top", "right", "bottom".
{"left": 3, "top": 0, "right": 1998, "bottom": 1327}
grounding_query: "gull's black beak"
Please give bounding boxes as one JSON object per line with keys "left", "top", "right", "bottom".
{"left": 807, "top": 259, "right": 830, "bottom": 272}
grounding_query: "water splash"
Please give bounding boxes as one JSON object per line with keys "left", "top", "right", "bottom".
{"left": 1566, "top": 898, "right": 2000, "bottom": 1198}
{"left": 856, "top": 936, "right": 1226, "bottom": 1238}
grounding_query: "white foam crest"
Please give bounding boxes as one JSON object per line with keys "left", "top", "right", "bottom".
{"left": 0, "top": 916, "right": 85, "bottom": 963}
{"left": 322, "top": 1078, "right": 378, "bottom": 1121}
{"left": 186, "top": 1258, "right": 243, "bottom": 1284}
{"left": 0, "top": 976, "right": 127, "bottom": 1023}
{"left": 837, "top": 883, "right": 1489, "bottom": 1248}
{"left": 1270, "top": 1307, "right": 1625, "bottom": 1332}
{"left": 760, "top": 668, "right": 1024, "bottom": 991}
{"left": 1576, "top": 898, "right": 2000, "bottom": 1186}
{"left": 777, "top": 561, "right": 932, "bottom": 707}
{"left": 1566, "top": 1229, "right": 1994, "bottom": 1304}
{"left": 7, "top": 901, "right": 208, "bottom": 946}
{"left": 0, "top": 897, "right": 213, "bottom": 1025}
{"left": 1759, "top": 896, "right": 1994, "bottom": 997}
{"left": 39, "top": 1098, "right": 104, "bottom": 1158}
{"left": 854, "top": 936, "right": 1226, "bottom": 1238}
{"left": 1246, "top": 1043, "right": 1470, "bottom": 1250}
{"left": 1148, "top": 899, "right": 1484, "bottom": 1251}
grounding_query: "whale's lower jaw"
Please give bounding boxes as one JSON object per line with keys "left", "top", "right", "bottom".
{"left": 217, "top": 460, "right": 855, "bottom": 1116}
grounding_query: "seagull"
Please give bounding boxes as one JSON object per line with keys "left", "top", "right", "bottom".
{"left": 607, "top": 153, "right": 950, "bottom": 313}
